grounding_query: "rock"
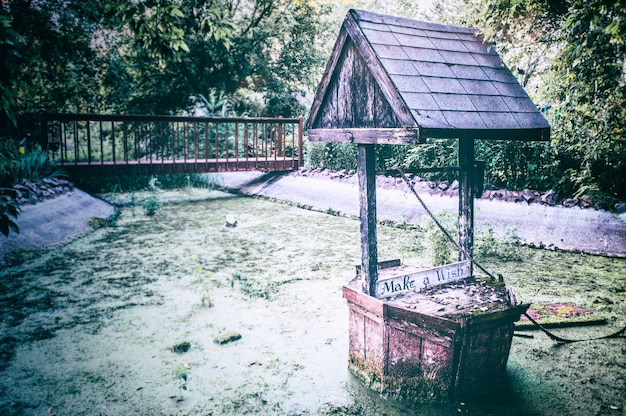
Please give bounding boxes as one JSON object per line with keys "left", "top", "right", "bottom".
{"left": 448, "top": 179, "right": 459, "bottom": 191}
{"left": 580, "top": 197, "right": 593, "bottom": 209}
{"left": 330, "top": 169, "right": 346, "bottom": 179}
{"left": 490, "top": 190, "right": 504, "bottom": 200}
{"left": 521, "top": 189, "right": 535, "bottom": 203}
{"left": 170, "top": 341, "right": 191, "bottom": 354}
{"left": 614, "top": 202, "right": 626, "bottom": 213}
{"left": 2, "top": 188, "right": 21, "bottom": 199}
{"left": 437, "top": 181, "right": 450, "bottom": 191}
{"left": 504, "top": 190, "right": 523, "bottom": 203}
{"left": 541, "top": 189, "right": 557, "bottom": 206}
{"left": 562, "top": 198, "right": 578, "bottom": 208}
{"left": 42, "top": 178, "right": 59, "bottom": 186}
{"left": 225, "top": 215, "right": 238, "bottom": 227}
{"left": 214, "top": 331, "right": 242, "bottom": 345}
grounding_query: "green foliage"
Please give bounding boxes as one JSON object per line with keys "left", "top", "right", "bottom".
{"left": 475, "top": 139, "right": 558, "bottom": 191}
{"left": 74, "top": 173, "right": 216, "bottom": 194}
{"left": 172, "top": 364, "right": 189, "bottom": 399}
{"left": 306, "top": 142, "right": 358, "bottom": 172}
{"left": 2, "top": 0, "right": 327, "bottom": 126}
{"left": 454, "top": 0, "right": 626, "bottom": 202}
{"left": 231, "top": 272, "right": 268, "bottom": 299}
{"left": 142, "top": 195, "right": 162, "bottom": 217}
{"left": 401, "top": 139, "right": 458, "bottom": 182}
{"left": 6, "top": 1, "right": 109, "bottom": 114}
{"left": 475, "top": 224, "right": 522, "bottom": 261}
{"left": 104, "top": 0, "right": 328, "bottom": 115}
{"left": 0, "top": 9, "right": 22, "bottom": 126}
{"left": 7, "top": 147, "right": 66, "bottom": 185}
{"left": 424, "top": 211, "right": 456, "bottom": 267}
{"left": 306, "top": 0, "right": 626, "bottom": 204}
{"left": 0, "top": 145, "right": 65, "bottom": 237}
{"left": 0, "top": 198, "right": 19, "bottom": 237}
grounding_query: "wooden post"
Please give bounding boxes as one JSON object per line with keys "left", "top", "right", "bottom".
{"left": 357, "top": 144, "right": 378, "bottom": 296}
{"left": 458, "top": 137, "right": 474, "bottom": 274}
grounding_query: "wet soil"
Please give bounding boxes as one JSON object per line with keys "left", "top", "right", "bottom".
{"left": 0, "top": 189, "right": 624, "bottom": 415}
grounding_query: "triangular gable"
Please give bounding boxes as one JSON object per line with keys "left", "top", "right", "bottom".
{"left": 317, "top": 38, "right": 402, "bottom": 129}
{"left": 307, "top": 9, "right": 550, "bottom": 143}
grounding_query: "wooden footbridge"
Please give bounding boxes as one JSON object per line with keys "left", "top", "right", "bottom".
{"left": 42, "top": 113, "right": 303, "bottom": 176}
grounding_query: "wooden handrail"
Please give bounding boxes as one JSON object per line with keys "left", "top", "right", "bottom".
{"left": 42, "top": 113, "right": 304, "bottom": 175}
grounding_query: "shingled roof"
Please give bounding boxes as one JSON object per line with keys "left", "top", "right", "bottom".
{"left": 307, "top": 9, "right": 550, "bottom": 144}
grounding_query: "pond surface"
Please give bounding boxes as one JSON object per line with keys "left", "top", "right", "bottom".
{"left": 0, "top": 190, "right": 624, "bottom": 415}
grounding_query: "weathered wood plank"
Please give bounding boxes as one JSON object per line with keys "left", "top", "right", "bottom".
{"left": 376, "top": 260, "right": 472, "bottom": 298}
{"left": 342, "top": 12, "right": 416, "bottom": 128}
{"left": 358, "top": 144, "right": 378, "bottom": 296}
{"left": 355, "top": 258, "right": 401, "bottom": 275}
{"left": 458, "top": 138, "right": 474, "bottom": 265}
{"left": 343, "top": 284, "right": 385, "bottom": 317}
{"left": 307, "top": 27, "right": 349, "bottom": 130}
{"left": 308, "top": 128, "right": 421, "bottom": 144}
{"left": 337, "top": 42, "right": 355, "bottom": 128}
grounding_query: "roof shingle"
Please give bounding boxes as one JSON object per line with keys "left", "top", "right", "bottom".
{"left": 307, "top": 9, "right": 550, "bottom": 142}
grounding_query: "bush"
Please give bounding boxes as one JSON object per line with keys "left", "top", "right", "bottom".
{"left": 73, "top": 173, "right": 217, "bottom": 194}
{"left": 475, "top": 224, "right": 522, "bottom": 261}
{"left": 0, "top": 199, "right": 20, "bottom": 237}
{"left": 306, "top": 142, "right": 357, "bottom": 171}
{"left": 423, "top": 211, "right": 456, "bottom": 266}
{"left": 0, "top": 145, "right": 65, "bottom": 237}
{"left": 5, "top": 147, "right": 66, "bottom": 185}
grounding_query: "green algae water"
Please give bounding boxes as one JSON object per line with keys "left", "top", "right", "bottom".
{"left": 1, "top": 190, "right": 624, "bottom": 415}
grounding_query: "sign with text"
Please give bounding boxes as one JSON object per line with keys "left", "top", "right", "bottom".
{"left": 376, "top": 260, "right": 472, "bottom": 299}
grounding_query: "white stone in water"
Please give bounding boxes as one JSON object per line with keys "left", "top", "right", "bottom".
{"left": 225, "top": 215, "right": 238, "bottom": 227}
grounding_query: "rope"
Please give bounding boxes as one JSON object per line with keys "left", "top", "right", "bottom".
{"left": 396, "top": 166, "right": 498, "bottom": 282}
{"left": 394, "top": 167, "right": 626, "bottom": 344}
{"left": 522, "top": 312, "right": 626, "bottom": 344}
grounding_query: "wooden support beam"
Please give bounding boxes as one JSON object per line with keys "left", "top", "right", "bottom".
{"left": 308, "top": 128, "right": 421, "bottom": 145}
{"left": 458, "top": 138, "right": 475, "bottom": 274}
{"left": 358, "top": 144, "right": 378, "bottom": 296}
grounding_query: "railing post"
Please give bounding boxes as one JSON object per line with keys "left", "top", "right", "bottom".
{"left": 39, "top": 110, "right": 48, "bottom": 151}
{"left": 298, "top": 117, "right": 303, "bottom": 169}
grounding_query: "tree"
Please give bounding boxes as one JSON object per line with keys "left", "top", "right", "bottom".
{"left": 0, "top": 8, "right": 21, "bottom": 127}
{"left": 425, "top": 0, "right": 626, "bottom": 204}
{"left": 1, "top": 0, "right": 328, "bottom": 122}
{"left": 105, "top": 0, "right": 329, "bottom": 116}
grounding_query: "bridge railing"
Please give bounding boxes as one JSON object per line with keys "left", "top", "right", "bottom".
{"left": 42, "top": 113, "right": 303, "bottom": 175}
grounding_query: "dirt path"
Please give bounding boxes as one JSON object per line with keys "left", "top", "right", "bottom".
{"left": 1, "top": 189, "right": 624, "bottom": 415}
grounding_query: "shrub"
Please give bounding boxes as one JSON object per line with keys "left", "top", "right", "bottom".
{"left": 475, "top": 224, "right": 522, "bottom": 261}
{"left": 142, "top": 195, "right": 162, "bottom": 217}
{"left": 0, "top": 199, "right": 20, "bottom": 237}
{"left": 8, "top": 147, "right": 66, "bottom": 184}
{"left": 423, "top": 211, "right": 456, "bottom": 266}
